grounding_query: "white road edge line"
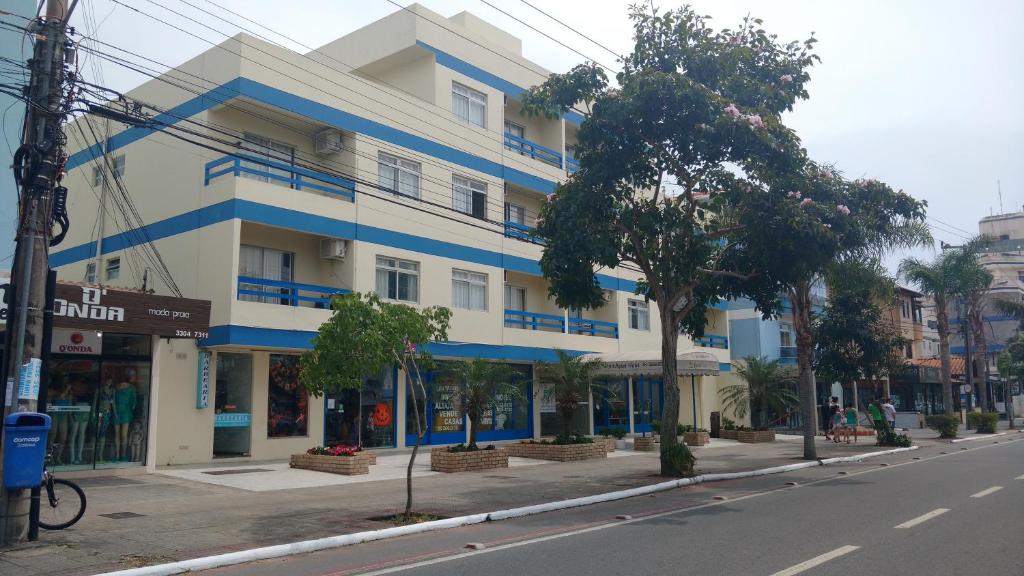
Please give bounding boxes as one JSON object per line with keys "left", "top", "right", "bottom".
{"left": 768, "top": 545, "right": 861, "bottom": 576}
{"left": 894, "top": 508, "right": 950, "bottom": 529}
{"left": 1016, "top": 474, "right": 1024, "bottom": 480}
{"left": 951, "top": 432, "right": 1007, "bottom": 444}
{"left": 970, "top": 486, "right": 1003, "bottom": 498}
{"left": 94, "top": 443, "right": 987, "bottom": 576}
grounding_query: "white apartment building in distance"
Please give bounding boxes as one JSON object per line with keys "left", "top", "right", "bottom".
{"left": 49, "top": 5, "right": 734, "bottom": 471}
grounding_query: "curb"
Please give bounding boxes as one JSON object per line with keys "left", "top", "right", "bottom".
{"left": 96, "top": 446, "right": 919, "bottom": 576}
{"left": 950, "top": 432, "right": 1008, "bottom": 443}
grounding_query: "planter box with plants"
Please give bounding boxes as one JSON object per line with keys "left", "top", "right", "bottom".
{"left": 430, "top": 444, "right": 509, "bottom": 473}
{"left": 504, "top": 436, "right": 608, "bottom": 461}
{"left": 596, "top": 427, "right": 628, "bottom": 451}
{"left": 290, "top": 445, "right": 372, "bottom": 475}
{"left": 735, "top": 429, "right": 775, "bottom": 443}
{"left": 683, "top": 430, "right": 711, "bottom": 446}
{"left": 633, "top": 436, "right": 656, "bottom": 451}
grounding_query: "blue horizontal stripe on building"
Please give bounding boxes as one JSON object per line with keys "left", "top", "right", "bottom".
{"left": 199, "top": 325, "right": 731, "bottom": 371}
{"left": 66, "top": 77, "right": 557, "bottom": 194}
{"left": 50, "top": 198, "right": 653, "bottom": 295}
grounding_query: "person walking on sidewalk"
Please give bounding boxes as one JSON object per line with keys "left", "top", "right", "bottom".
{"left": 882, "top": 398, "right": 897, "bottom": 432}
{"left": 825, "top": 397, "right": 839, "bottom": 441}
{"left": 868, "top": 400, "right": 885, "bottom": 434}
{"left": 831, "top": 399, "right": 844, "bottom": 443}
{"left": 843, "top": 403, "right": 858, "bottom": 443}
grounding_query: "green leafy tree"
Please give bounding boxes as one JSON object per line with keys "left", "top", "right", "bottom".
{"left": 996, "top": 336, "right": 1022, "bottom": 428}
{"left": 814, "top": 261, "right": 910, "bottom": 410}
{"left": 536, "top": 350, "right": 604, "bottom": 438}
{"left": 899, "top": 236, "right": 992, "bottom": 415}
{"left": 521, "top": 6, "right": 820, "bottom": 475}
{"left": 440, "top": 359, "right": 524, "bottom": 448}
{"left": 719, "top": 356, "right": 798, "bottom": 429}
{"left": 299, "top": 293, "right": 451, "bottom": 517}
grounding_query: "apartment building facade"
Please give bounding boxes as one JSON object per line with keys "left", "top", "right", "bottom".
{"left": 48, "top": 6, "right": 733, "bottom": 471}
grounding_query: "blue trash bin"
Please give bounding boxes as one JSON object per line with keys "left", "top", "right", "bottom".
{"left": 3, "top": 412, "right": 51, "bottom": 489}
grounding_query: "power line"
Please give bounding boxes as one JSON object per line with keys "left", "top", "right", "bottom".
{"left": 515, "top": 0, "right": 622, "bottom": 61}
{"left": 475, "top": 0, "right": 617, "bottom": 72}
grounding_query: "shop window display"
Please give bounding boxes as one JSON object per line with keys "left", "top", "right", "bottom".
{"left": 325, "top": 369, "right": 396, "bottom": 448}
{"left": 268, "top": 354, "right": 308, "bottom": 437}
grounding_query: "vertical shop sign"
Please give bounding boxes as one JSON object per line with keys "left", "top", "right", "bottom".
{"left": 18, "top": 357, "right": 42, "bottom": 401}
{"left": 196, "top": 351, "right": 211, "bottom": 409}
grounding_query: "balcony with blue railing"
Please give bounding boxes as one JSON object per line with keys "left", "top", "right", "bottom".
{"left": 504, "top": 309, "right": 618, "bottom": 339}
{"left": 504, "top": 220, "right": 544, "bottom": 245}
{"left": 504, "top": 132, "right": 562, "bottom": 168}
{"left": 779, "top": 345, "right": 798, "bottom": 365}
{"left": 237, "top": 276, "right": 350, "bottom": 308}
{"left": 565, "top": 152, "right": 580, "bottom": 174}
{"left": 205, "top": 153, "right": 356, "bottom": 201}
{"left": 695, "top": 334, "right": 729, "bottom": 349}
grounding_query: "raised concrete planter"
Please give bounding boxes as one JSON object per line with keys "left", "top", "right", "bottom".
{"left": 504, "top": 441, "right": 608, "bottom": 461}
{"left": 290, "top": 453, "right": 370, "bottom": 475}
{"left": 633, "top": 436, "right": 656, "bottom": 452}
{"left": 720, "top": 430, "right": 738, "bottom": 440}
{"left": 683, "top": 431, "right": 711, "bottom": 446}
{"left": 595, "top": 437, "right": 617, "bottom": 452}
{"left": 735, "top": 430, "right": 776, "bottom": 443}
{"left": 430, "top": 447, "right": 509, "bottom": 473}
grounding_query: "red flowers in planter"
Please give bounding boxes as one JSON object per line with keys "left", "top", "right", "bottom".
{"left": 307, "top": 444, "right": 363, "bottom": 457}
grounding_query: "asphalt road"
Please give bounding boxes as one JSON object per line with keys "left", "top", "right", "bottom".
{"left": 204, "top": 438, "right": 1024, "bottom": 576}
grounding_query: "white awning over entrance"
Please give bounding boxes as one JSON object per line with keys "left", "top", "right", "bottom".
{"left": 583, "top": 350, "right": 721, "bottom": 377}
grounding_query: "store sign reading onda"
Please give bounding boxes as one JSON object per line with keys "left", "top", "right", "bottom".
{"left": 54, "top": 284, "right": 212, "bottom": 339}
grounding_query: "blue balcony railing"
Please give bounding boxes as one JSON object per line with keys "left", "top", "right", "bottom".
{"left": 504, "top": 132, "right": 562, "bottom": 168}
{"left": 237, "top": 276, "right": 350, "bottom": 308}
{"left": 695, "top": 334, "right": 729, "bottom": 349}
{"left": 568, "top": 316, "right": 619, "bottom": 338}
{"left": 565, "top": 154, "right": 580, "bottom": 174}
{"left": 205, "top": 154, "right": 356, "bottom": 201}
{"left": 504, "top": 309, "right": 565, "bottom": 332}
{"left": 780, "top": 345, "right": 798, "bottom": 359}
{"left": 504, "top": 220, "right": 544, "bottom": 245}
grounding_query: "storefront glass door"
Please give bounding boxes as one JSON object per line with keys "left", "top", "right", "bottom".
{"left": 405, "top": 367, "right": 466, "bottom": 446}
{"left": 476, "top": 364, "right": 533, "bottom": 442}
{"left": 324, "top": 368, "right": 396, "bottom": 448}
{"left": 632, "top": 376, "right": 663, "bottom": 433}
{"left": 214, "top": 352, "right": 253, "bottom": 457}
{"left": 593, "top": 377, "right": 629, "bottom": 434}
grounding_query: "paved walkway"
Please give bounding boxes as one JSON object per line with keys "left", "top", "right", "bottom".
{"left": 0, "top": 431, "right": 996, "bottom": 576}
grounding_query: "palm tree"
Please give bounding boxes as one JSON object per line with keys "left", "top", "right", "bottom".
{"left": 720, "top": 357, "right": 799, "bottom": 429}
{"left": 899, "top": 236, "right": 992, "bottom": 414}
{"left": 441, "top": 359, "right": 524, "bottom": 448}
{"left": 536, "top": 350, "right": 604, "bottom": 438}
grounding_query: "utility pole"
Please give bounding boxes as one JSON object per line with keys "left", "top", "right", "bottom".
{"left": 0, "top": 0, "right": 74, "bottom": 545}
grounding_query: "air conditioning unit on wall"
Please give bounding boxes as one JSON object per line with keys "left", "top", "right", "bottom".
{"left": 315, "top": 129, "right": 343, "bottom": 155}
{"left": 319, "top": 238, "right": 348, "bottom": 260}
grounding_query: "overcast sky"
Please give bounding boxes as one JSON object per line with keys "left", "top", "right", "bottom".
{"left": 58, "top": 0, "right": 1024, "bottom": 273}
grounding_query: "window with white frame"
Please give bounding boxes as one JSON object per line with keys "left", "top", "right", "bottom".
{"left": 452, "top": 269, "right": 487, "bottom": 311}
{"left": 452, "top": 82, "right": 487, "bottom": 128}
{"left": 779, "top": 322, "right": 794, "bottom": 348}
{"left": 91, "top": 155, "right": 125, "bottom": 187}
{"left": 505, "top": 284, "right": 526, "bottom": 311}
{"left": 376, "top": 256, "right": 419, "bottom": 303}
{"left": 85, "top": 262, "right": 97, "bottom": 284}
{"left": 378, "top": 152, "right": 421, "bottom": 199}
{"left": 505, "top": 202, "right": 526, "bottom": 225}
{"left": 628, "top": 299, "right": 649, "bottom": 331}
{"left": 105, "top": 257, "right": 121, "bottom": 281}
{"left": 453, "top": 175, "right": 487, "bottom": 219}
{"left": 239, "top": 245, "right": 294, "bottom": 304}
{"left": 240, "top": 132, "right": 295, "bottom": 185}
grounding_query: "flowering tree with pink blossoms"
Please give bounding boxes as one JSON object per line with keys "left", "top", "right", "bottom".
{"left": 521, "top": 5, "right": 928, "bottom": 469}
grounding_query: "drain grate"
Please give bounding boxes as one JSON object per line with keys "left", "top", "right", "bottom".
{"left": 100, "top": 512, "right": 145, "bottom": 519}
{"left": 482, "top": 475, "right": 517, "bottom": 479}
{"left": 202, "top": 468, "right": 274, "bottom": 476}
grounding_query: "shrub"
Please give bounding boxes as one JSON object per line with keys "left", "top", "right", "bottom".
{"left": 553, "top": 434, "right": 594, "bottom": 445}
{"left": 974, "top": 412, "right": 999, "bottom": 434}
{"left": 876, "top": 428, "right": 913, "bottom": 448}
{"left": 307, "top": 444, "right": 362, "bottom": 457}
{"left": 660, "top": 443, "right": 696, "bottom": 477}
{"left": 650, "top": 421, "right": 661, "bottom": 434}
{"left": 678, "top": 424, "right": 693, "bottom": 435}
{"left": 926, "top": 415, "right": 960, "bottom": 439}
{"left": 609, "top": 427, "right": 627, "bottom": 439}
{"left": 721, "top": 416, "right": 737, "bottom": 431}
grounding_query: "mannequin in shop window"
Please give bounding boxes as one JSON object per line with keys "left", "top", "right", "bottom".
{"left": 95, "top": 379, "right": 115, "bottom": 463}
{"left": 48, "top": 380, "right": 73, "bottom": 464}
{"left": 114, "top": 375, "right": 137, "bottom": 461}
{"left": 67, "top": 376, "right": 91, "bottom": 465}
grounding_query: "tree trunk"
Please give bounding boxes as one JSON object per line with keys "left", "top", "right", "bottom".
{"left": 659, "top": 306, "right": 683, "bottom": 475}
{"left": 405, "top": 369, "right": 426, "bottom": 517}
{"left": 791, "top": 282, "right": 818, "bottom": 460}
{"left": 562, "top": 406, "right": 574, "bottom": 438}
{"left": 971, "top": 312, "right": 989, "bottom": 412}
{"left": 468, "top": 408, "right": 479, "bottom": 448}
{"left": 936, "top": 296, "right": 954, "bottom": 415}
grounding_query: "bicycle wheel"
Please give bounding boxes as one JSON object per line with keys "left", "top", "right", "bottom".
{"left": 38, "top": 478, "right": 87, "bottom": 530}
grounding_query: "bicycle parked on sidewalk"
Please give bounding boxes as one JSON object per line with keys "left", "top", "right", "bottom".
{"left": 38, "top": 443, "right": 87, "bottom": 530}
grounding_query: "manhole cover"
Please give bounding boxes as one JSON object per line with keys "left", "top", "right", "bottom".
{"left": 202, "top": 468, "right": 274, "bottom": 476}
{"left": 100, "top": 512, "right": 145, "bottom": 519}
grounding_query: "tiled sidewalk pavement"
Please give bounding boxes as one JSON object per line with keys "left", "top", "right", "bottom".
{"left": 0, "top": 433, "right": 966, "bottom": 576}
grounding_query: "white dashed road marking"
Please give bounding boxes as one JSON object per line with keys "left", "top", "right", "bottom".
{"left": 894, "top": 508, "right": 950, "bottom": 529}
{"left": 970, "top": 486, "right": 1003, "bottom": 498}
{"left": 768, "top": 545, "right": 861, "bottom": 576}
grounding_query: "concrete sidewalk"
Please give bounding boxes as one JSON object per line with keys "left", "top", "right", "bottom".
{"left": 0, "top": 433, "right": 972, "bottom": 576}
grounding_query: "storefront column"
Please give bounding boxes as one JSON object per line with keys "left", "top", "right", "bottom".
{"left": 395, "top": 366, "right": 407, "bottom": 448}
{"left": 146, "top": 336, "right": 162, "bottom": 473}
{"left": 627, "top": 376, "right": 635, "bottom": 433}
{"left": 532, "top": 375, "right": 542, "bottom": 439}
